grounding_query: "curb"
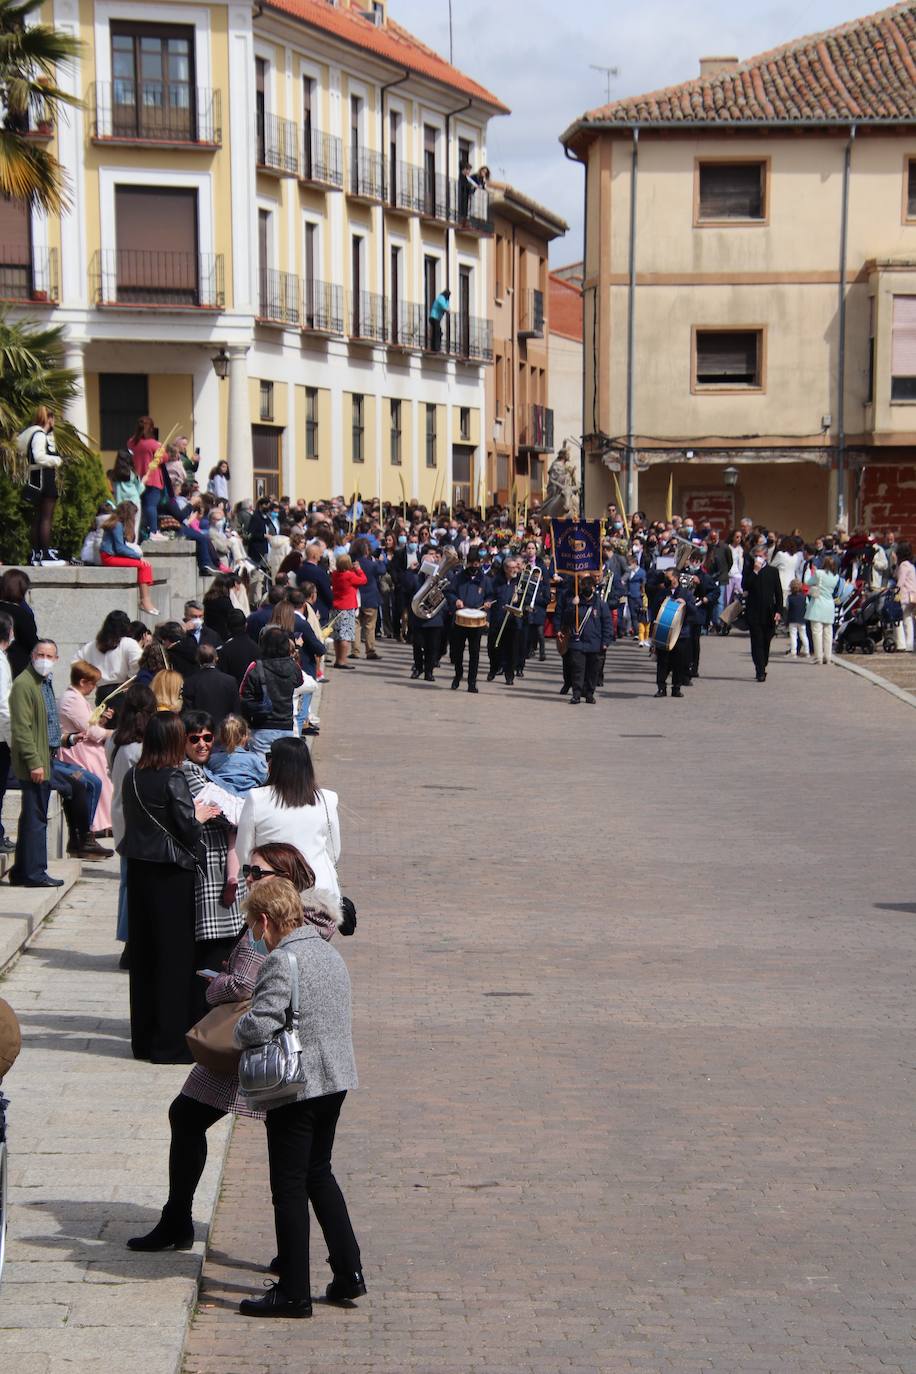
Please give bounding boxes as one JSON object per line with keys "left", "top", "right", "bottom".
{"left": 833, "top": 654, "right": 916, "bottom": 710}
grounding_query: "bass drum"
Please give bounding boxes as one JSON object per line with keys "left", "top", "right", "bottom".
{"left": 652, "top": 597, "right": 686, "bottom": 651}
{"left": 454, "top": 608, "right": 488, "bottom": 631}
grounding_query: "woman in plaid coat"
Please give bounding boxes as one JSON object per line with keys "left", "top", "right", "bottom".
{"left": 182, "top": 710, "right": 246, "bottom": 975}
{"left": 127, "top": 845, "right": 341, "bottom": 1254}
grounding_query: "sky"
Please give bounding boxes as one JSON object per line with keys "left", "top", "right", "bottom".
{"left": 391, "top": 0, "right": 879, "bottom": 263}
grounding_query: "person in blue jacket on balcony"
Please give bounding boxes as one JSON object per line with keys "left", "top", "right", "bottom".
{"left": 428, "top": 288, "right": 450, "bottom": 352}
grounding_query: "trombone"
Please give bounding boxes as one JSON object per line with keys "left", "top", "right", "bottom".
{"left": 494, "top": 564, "right": 543, "bottom": 648}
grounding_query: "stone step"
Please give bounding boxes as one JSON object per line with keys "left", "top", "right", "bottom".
{"left": 0, "top": 858, "right": 82, "bottom": 972}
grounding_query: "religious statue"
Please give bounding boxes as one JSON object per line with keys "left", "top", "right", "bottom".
{"left": 540, "top": 446, "right": 580, "bottom": 520}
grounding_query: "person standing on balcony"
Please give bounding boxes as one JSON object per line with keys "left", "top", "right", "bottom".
{"left": 128, "top": 415, "right": 166, "bottom": 539}
{"left": 429, "top": 288, "right": 451, "bottom": 352}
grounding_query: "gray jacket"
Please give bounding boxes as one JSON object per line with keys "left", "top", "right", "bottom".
{"left": 235, "top": 924, "right": 357, "bottom": 1104}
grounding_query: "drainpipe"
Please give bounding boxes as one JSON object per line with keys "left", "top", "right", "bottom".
{"left": 444, "top": 96, "right": 473, "bottom": 294}
{"left": 835, "top": 123, "right": 856, "bottom": 531}
{"left": 379, "top": 70, "right": 410, "bottom": 338}
{"left": 563, "top": 142, "right": 588, "bottom": 506}
{"left": 511, "top": 222, "right": 517, "bottom": 492}
{"left": 625, "top": 127, "right": 639, "bottom": 514}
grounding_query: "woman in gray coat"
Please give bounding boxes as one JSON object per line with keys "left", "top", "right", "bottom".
{"left": 235, "top": 877, "right": 364, "bottom": 1319}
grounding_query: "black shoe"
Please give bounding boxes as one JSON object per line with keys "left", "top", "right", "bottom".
{"left": 326, "top": 1271, "right": 367, "bottom": 1303}
{"left": 127, "top": 1211, "right": 193, "bottom": 1252}
{"left": 424, "top": 673, "right": 435, "bottom": 682}
{"left": 468, "top": 684, "right": 478, "bottom": 693}
{"left": 584, "top": 696, "right": 596, "bottom": 704}
{"left": 559, "top": 683, "right": 570, "bottom": 695}
{"left": 239, "top": 1282, "right": 313, "bottom": 1318}
{"left": 118, "top": 943, "right": 130, "bottom": 970}
{"left": 268, "top": 1255, "right": 280, "bottom": 1275}
{"left": 539, "top": 653, "right": 546, "bottom": 662}
{"left": 570, "top": 695, "right": 581, "bottom": 705}
{"left": 409, "top": 667, "right": 421, "bottom": 679}
{"left": 654, "top": 688, "right": 667, "bottom": 697}
{"left": 301, "top": 724, "right": 320, "bottom": 737}
{"left": 756, "top": 672, "right": 766, "bottom": 682}
{"left": 671, "top": 688, "right": 683, "bottom": 697}
{"left": 504, "top": 676, "right": 514, "bottom": 685}
{"left": 486, "top": 671, "right": 496, "bottom": 681}
{"left": 0, "top": 837, "right": 14, "bottom": 854}
{"left": 451, "top": 677, "right": 460, "bottom": 690}
{"left": 9, "top": 874, "right": 64, "bottom": 887}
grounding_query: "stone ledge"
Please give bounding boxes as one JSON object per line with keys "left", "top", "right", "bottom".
{"left": 0, "top": 859, "right": 82, "bottom": 973}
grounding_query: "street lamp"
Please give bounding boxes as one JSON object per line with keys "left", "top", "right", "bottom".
{"left": 211, "top": 348, "right": 230, "bottom": 380}
{"left": 723, "top": 465, "right": 739, "bottom": 488}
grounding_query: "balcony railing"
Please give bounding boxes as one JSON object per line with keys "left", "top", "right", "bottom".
{"left": 91, "top": 81, "right": 221, "bottom": 145}
{"left": 446, "top": 313, "right": 494, "bottom": 363}
{"left": 300, "top": 128, "right": 343, "bottom": 188}
{"left": 520, "top": 404, "right": 554, "bottom": 452}
{"left": 452, "top": 180, "right": 492, "bottom": 233}
{"left": 385, "top": 159, "right": 424, "bottom": 213}
{"left": 302, "top": 279, "right": 344, "bottom": 334}
{"left": 347, "top": 289, "right": 387, "bottom": 343}
{"left": 258, "top": 268, "right": 300, "bottom": 325}
{"left": 257, "top": 112, "right": 299, "bottom": 175}
{"left": 347, "top": 148, "right": 385, "bottom": 201}
{"left": 388, "top": 299, "right": 424, "bottom": 350}
{"left": 518, "top": 288, "right": 545, "bottom": 339}
{"left": 90, "top": 249, "right": 225, "bottom": 310}
{"left": 0, "top": 246, "right": 58, "bottom": 303}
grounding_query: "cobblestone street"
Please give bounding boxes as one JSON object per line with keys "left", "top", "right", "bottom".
{"left": 182, "top": 635, "right": 916, "bottom": 1374}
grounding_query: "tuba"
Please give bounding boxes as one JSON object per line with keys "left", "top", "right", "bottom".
{"left": 411, "top": 545, "right": 460, "bottom": 620}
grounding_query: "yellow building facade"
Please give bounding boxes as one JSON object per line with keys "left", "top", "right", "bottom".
{"left": 13, "top": 0, "right": 505, "bottom": 506}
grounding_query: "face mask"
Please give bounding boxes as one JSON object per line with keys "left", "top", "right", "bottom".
{"left": 33, "top": 656, "right": 55, "bottom": 678}
{"left": 212, "top": 517, "right": 225, "bottom": 530}
{"left": 189, "top": 617, "right": 203, "bottom": 631}
{"left": 754, "top": 556, "right": 766, "bottom": 571}
{"left": 407, "top": 542, "right": 417, "bottom": 554}
{"left": 250, "top": 933, "right": 269, "bottom": 956}
{"left": 398, "top": 534, "right": 407, "bottom": 547}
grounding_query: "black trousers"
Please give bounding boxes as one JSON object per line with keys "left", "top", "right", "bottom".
{"left": 689, "top": 625, "right": 702, "bottom": 676}
{"left": 567, "top": 649, "right": 600, "bottom": 701}
{"left": 127, "top": 859, "right": 197, "bottom": 1062}
{"left": 266, "top": 1090, "right": 362, "bottom": 1301}
{"left": 488, "top": 616, "right": 519, "bottom": 681}
{"left": 166, "top": 1093, "right": 225, "bottom": 1226}
{"left": 747, "top": 619, "right": 775, "bottom": 676}
{"left": 527, "top": 623, "right": 546, "bottom": 659}
{"left": 418, "top": 626, "right": 441, "bottom": 677}
{"left": 656, "top": 639, "right": 691, "bottom": 690}
{"left": 449, "top": 626, "right": 483, "bottom": 685}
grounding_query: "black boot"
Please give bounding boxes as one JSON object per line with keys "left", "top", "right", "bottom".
{"left": 451, "top": 676, "right": 460, "bottom": 690}
{"left": 326, "top": 1271, "right": 367, "bottom": 1303}
{"left": 239, "top": 1282, "right": 313, "bottom": 1318}
{"left": 127, "top": 1207, "right": 194, "bottom": 1252}
{"left": 654, "top": 688, "right": 667, "bottom": 697}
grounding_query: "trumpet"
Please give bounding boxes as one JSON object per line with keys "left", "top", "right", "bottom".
{"left": 494, "top": 564, "right": 542, "bottom": 647}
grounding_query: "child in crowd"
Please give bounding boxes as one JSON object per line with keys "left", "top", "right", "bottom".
{"left": 785, "top": 578, "right": 810, "bottom": 658}
{"left": 206, "top": 714, "right": 268, "bottom": 796}
{"left": 626, "top": 556, "right": 648, "bottom": 643}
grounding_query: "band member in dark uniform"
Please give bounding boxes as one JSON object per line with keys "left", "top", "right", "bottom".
{"left": 742, "top": 546, "right": 784, "bottom": 681}
{"left": 486, "top": 556, "right": 521, "bottom": 685}
{"left": 524, "top": 553, "right": 551, "bottom": 664}
{"left": 555, "top": 575, "right": 575, "bottom": 695}
{"left": 560, "top": 576, "right": 612, "bottom": 705}
{"left": 410, "top": 546, "right": 448, "bottom": 683}
{"left": 681, "top": 550, "right": 718, "bottom": 680}
{"left": 446, "top": 549, "right": 492, "bottom": 693}
{"left": 655, "top": 569, "right": 695, "bottom": 698}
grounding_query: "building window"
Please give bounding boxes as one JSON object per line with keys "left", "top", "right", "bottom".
{"left": 697, "top": 161, "right": 766, "bottom": 222}
{"left": 110, "top": 22, "right": 194, "bottom": 142}
{"left": 305, "top": 386, "right": 318, "bottom": 458}
{"left": 891, "top": 296, "right": 916, "bottom": 400}
{"left": 352, "top": 393, "right": 364, "bottom": 462}
{"left": 390, "top": 398, "right": 402, "bottom": 465}
{"left": 694, "top": 329, "right": 764, "bottom": 390}
{"left": 259, "top": 380, "right": 274, "bottom": 421}
{"left": 99, "top": 372, "right": 148, "bottom": 451}
{"left": 459, "top": 406, "right": 471, "bottom": 440}
{"left": 425, "top": 403, "right": 437, "bottom": 467}
{"left": 495, "top": 233, "right": 504, "bottom": 299}
{"left": 907, "top": 159, "right": 916, "bottom": 220}
{"left": 252, "top": 423, "right": 281, "bottom": 500}
{"left": 114, "top": 185, "right": 199, "bottom": 305}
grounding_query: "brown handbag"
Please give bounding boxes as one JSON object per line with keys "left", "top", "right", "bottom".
{"left": 0, "top": 997, "right": 22, "bottom": 1081}
{"left": 186, "top": 999, "right": 251, "bottom": 1075}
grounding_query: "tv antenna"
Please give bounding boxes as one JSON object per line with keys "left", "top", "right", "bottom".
{"left": 590, "top": 64, "right": 620, "bottom": 104}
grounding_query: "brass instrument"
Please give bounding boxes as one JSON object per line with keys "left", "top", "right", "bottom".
{"left": 674, "top": 535, "right": 705, "bottom": 571}
{"left": 410, "top": 545, "right": 460, "bottom": 620}
{"left": 494, "top": 564, "right": 542, "bottom": 648}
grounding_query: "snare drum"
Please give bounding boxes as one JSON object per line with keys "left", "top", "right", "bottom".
{"left": 455, "top": 608, "right": 488, "bottom": 631}
{"left": 652, "top": 597, "right": 685, "bottom": 651}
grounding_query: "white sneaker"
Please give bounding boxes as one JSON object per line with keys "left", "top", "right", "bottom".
{"left": 148, "top": 531, "right": 169, "bottom": 540}
{"left": 40, "top": 556, "right": 65, "bottom": 567}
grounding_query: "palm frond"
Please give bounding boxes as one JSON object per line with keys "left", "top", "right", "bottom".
{"left": 0, "top": 130, "right": 69, "bottom": 210}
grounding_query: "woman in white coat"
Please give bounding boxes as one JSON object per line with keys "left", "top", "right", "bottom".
{"left": 894, "top": 541, "right": 916, "bottom": 652}
{"left": 236, "top": 736, "right": 340, "bottom": 899}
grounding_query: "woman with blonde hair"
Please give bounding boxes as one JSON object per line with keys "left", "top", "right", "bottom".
{"left": 151, "top": 669, "right": 184, "bottom": 713}
{"left": 100, "top": 500, "right": 158, "bottom": 614}
{"left": 58, "top": 659, "right": 115, "bottom": 834}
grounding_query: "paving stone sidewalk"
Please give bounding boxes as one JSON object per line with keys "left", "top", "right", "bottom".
{"left": 0, "top": 857, "right": 229, "bottom": 1374}
{"left": 183, "top": 636, "right": 916, "bottom": 1374}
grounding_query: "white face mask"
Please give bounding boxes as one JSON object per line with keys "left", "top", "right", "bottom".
{"left": 189, "top": 617, "right": 203, "bottom": 631}
{"left": 33, "top": 656, "right": 55, "bottom": 678}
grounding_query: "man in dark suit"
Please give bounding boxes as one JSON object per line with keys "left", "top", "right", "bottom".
{"left": 180, "top": 643, "right": 240, "bottom": 724}
{"left": 218, "top": 609, "right": 262, "bottom": 685}
{"left": 183, "top": 600, "right": 221, "bottom": 650}
{"left": 742, "top": 549, "right": 784, "bottom": 681}
{"left": 295, "top": 542, "right": 334, "bottom": 624}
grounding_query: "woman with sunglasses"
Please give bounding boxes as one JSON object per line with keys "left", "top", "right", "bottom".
{"left": 237, "top": 736, "right": 340, "bottom": 903}
{"left": 182, "top": 710, "right": 247, "bottom": 981}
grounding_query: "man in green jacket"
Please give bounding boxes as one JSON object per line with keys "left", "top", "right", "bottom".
{"left": 9, "top": 639, "right": 67, "bottom": 887}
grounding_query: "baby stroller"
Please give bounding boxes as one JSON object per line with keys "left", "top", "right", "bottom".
{"left": 834, "top": 586, "right": 884, "bottom": 654}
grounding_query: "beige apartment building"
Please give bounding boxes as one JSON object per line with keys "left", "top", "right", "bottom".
{"left": 485, "top": 183, "right": 566, "bottom": 507}
{"left": 561, "top": 1, "right": 916, "bottom": 537}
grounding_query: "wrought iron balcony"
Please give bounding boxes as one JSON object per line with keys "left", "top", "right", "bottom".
{"left": 451, "top": 179, "right": 492, "bottom": 234}
{"left": 258, "top": 268, "right": 300, "bottom": 326}
{"left": 302, "top": 279, "right": 344, "bottom": 335}
{"left": 518, "top": 288, "right": 545, "bottom": 339}
{"left": 446, "top": 314, "right": 494, "bottom": 363}
{"left": 90, "top": 250, "right": 225, "bottom": 310}
{"left": 385, "top": 159, "right": 424, "bottom": 213}
{"left": 257, "top": 112, "right": 299, "bottom": 175}
{"left": 0, "top": 246, "right": 58, "bottom": 304}
{"left": 91, "top": 81, "right": 221, "bottom": 146}
{"left": 418, "top": 170, "right": 450, "bottom": 223}
{"left": 520, "top": 404, "right": 554, "bottom": 452}
{"left": 347, "top": 289, "right": 387, "bottom": 343}
{"left": 347, "top": 148, "right": 385, "bottom": 202}
{"left": 387, "top": 299, "right": 424, "bottom": 350}
{"left": 300, "top": 128, "right": 343, "bottom": 189}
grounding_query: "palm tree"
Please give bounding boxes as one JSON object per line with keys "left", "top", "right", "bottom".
{"left": 0, "top": 0, "right": 81, "bottom": 212}
{"left": 0, "top": 309, "right": 93, "bottom": 475}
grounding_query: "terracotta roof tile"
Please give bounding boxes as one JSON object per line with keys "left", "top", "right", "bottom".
{"left": 565, "top": 1, "right": 916, "bottom": 134}
{"left": 263, "top": 0, "right": 508, "bottom": 113}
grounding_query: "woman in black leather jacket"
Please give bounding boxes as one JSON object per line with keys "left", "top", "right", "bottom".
{"left": 119, "top": 712, "right": 219, "bottom": 1063}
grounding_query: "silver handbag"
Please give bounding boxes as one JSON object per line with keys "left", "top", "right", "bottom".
{"left": 238, "top": 951, "right": 307, "bottom": 1107}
